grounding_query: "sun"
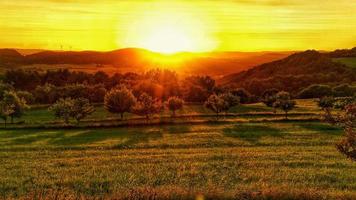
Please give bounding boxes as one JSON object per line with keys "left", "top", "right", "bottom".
{"left": 142, "top": 25, "right": 193, "bottom": 54}
{"left": 122, "top": 2, "right": 217, "bottom": 54}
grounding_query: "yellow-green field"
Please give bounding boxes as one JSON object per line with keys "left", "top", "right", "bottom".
{"left": 0, "top": 100, "right": 355, "bottom": 199}
{"left": 0, "top": 122, "right": 355, "bottom": 199}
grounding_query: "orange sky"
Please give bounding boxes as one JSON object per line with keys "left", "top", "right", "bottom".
{"left": 1, "top": 0, "right": 356, "bottom": 52}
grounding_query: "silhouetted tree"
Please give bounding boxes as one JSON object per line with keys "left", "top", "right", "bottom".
{"left": 317, "top": 96, "right": 336, "bottom": 124}
{"left": 2, "top": 91, "right": 28, "bottom": 123}
{"left": 262, "top": 89, "right": 279, "bottom": 109}
{"left": 49, "top": 98, "right": 74, "bottom": 124}
{"left": 299, "top": 84, "right": 333, "bottom": 99}
{"left": 204, "top": 94, "right": 227, "bottom": 120}
{"left": 0, "top": 101, "right": 14, "bottom": 127}
{"left": 132, "top": 93, "right": 162, "bottom": 120}
{"left": 273, "top": 91, "right": 296, "bottom": 119}
{"left": 335, "top": 103, "right": 355, "bottom": 161}
{"left": 231, "top": 88, "right": 252, "bottom": 104}
{"left": 220, "top": 92, "right": 240, "bottom": 114}
{"left": 166, "top": 96, "right": 184, "bottom": 117}
{"left": 104, "top": 86, "right": 137, "bottom": 120}
{"left": 70, "top": 98, "right": 95, "bottom": 123}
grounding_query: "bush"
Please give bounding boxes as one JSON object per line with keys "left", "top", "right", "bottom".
{"left": 298, "top": 84, "right": 333, "bottom": 99}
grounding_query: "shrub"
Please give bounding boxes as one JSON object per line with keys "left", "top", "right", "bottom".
{"left": 104, "top": 86, "right": 137, "bottom": 119}
{"left": 166, "top": 96, "right": 184, "bottom": 117}
{"left": 298, "top": 84, "right": 333, "bottom": 99}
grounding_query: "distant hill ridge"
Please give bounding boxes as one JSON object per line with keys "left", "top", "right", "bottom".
{"left": 0, "top": 48, "right": 292, "bottom": 76}
{"left": 219, "top": 49, "right": 356, "bottom": 95}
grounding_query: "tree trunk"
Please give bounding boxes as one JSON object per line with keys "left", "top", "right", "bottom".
{"left": 11, "top": 116, "right": 13, "bottom": 124}
{"left": 172, "top": 110, "right": 176, "bottom": 118}
{"left": 120, "top": 113, "right": 124, "bottom": 120}
{"left": 4, "top": 119, "right": 6, "bottom": 128}
{"left": 285, "top": 111, "right": 288, "bottom": 119}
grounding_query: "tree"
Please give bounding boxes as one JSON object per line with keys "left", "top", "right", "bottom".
{"left": 2, "top": 91, "right": 28, "bottom": 123}
{"left": 231, "top": 88, "right": 252, "bottom": 104}
{"left": 49, "top": 98, "right": 75, "bottom": 124}
{"left": 104, "top": 86, "right": 137, "bottom": 120}
{"left": 317, "top": 96, "right": 336, "bottom": 124}
{"left": 0, "top": 101, "right": 14, "bottom": 127}
{"left": 204, "top": 94, "right": 227, "bottom": 120}
{"left": 16, "top": 91, "right": 35, "bottom": 105}
{"left": 333, "top": 84, "right": 356, "bottom": 97}
{"left": 166, "top": 96, "right": 184, "bottom": 117}
{"left": 132, "top": 93, "right": 162, "bottom": 120}
{"left": 273, "top": 91, "right": 296, "bottom": 119}
{"left": 219, "top": 92, "right": 240, "bottom": 114}
{"left": 335, "top": 103, "right": 355, "bottom": 161}
{"left": 0, "top": 82, "right": 14, "bottom": 99}
{"left": 262, "top": 89, "right": 279, "bottom": 109}
{"left": 70, "top": 98, "right": 95, "bottom": 123}
{"left": 298, "top": 84, "right": 333, "bottom": 99}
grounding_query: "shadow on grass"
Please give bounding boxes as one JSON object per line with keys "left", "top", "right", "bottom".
{"left": 223, "top": 124, "right": 285, "bottom": 143}
{"left": 297, "top": 123, "right": 342, "bottom": 135}
{"left": 4, "top": 127, "right": 164, "bottom": 148}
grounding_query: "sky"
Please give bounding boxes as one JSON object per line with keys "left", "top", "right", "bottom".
{"left": 0, "top": 0, "right": 356, "bottom": 52}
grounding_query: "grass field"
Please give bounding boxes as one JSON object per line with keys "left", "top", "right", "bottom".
{"left": 0, "top": 122, "right": 355, "bottom": 199}
{"left": 333, "top": 57, "right": 356, "bottom": 68}
{"left": 1, "top": 99, "right": 355, "bottom": 199}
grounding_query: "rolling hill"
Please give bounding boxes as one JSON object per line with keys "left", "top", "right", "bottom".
{"left": 0, "top": 48, "right": 292, "bottom": 76}
{"left": 219, "top": 50, "right": 356, "bottom": 95}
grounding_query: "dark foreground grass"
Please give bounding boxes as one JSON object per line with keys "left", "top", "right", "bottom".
{"left": 0, "top": 122, "right": 355, "bottom": 199}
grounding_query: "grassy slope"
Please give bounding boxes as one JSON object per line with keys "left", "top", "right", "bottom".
{"left": 333, "top": 57, "right": 356, "bottom": 68}
{"left": 0, "top": 122, "right": 355, "bottom": 199}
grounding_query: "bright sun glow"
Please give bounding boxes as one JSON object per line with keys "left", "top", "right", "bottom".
{"left": 142, "top": 25, "right": 194, "bottom": 54}
{"left": 122, "top": 1, "right": 217, "bottom": 54}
